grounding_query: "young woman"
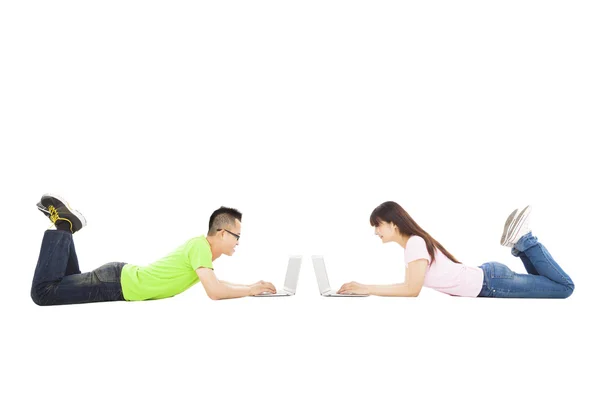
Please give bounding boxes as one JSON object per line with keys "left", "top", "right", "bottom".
{"left": 337, "top": 201, "right": 574, "bottom": 298}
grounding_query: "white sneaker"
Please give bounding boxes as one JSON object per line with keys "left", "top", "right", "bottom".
{"left": 500, "top": 208, "right": 518, "bottom": 246}
{"left": 501, "top": 205, "right": 532, "bottom": 247}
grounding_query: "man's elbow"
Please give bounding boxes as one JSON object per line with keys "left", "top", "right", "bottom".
{"left": 206, "top": 289, "right": 223, "bottom": 300}
{"left": 208, "top": 293, "right": 221, "bottom": 301}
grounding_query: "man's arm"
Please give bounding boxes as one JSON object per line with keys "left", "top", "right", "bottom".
{"left": 219, "top": 280, "right": 270, "bottom": 289}
{"left": 195, "top": 268, "right": 275, "bottom": 300}
{"left": 217, "top": 280, "right": 250, "bottom": 289}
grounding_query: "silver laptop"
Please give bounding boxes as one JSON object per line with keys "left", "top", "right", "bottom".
{"left": 254, "top": 255, "right": 302, "bottom": 297}
{"left": 312, "top": 255, "right": 368, "bottom": 297}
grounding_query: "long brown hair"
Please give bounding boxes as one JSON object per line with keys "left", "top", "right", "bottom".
{"left": 370, "top": 201, "right": 461, "bottom": 264}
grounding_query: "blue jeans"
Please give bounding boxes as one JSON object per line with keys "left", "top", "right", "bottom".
{"left": 478, "top": 232, "right": 574, "bottom": 298}
{"left": 31, "top": 230, "right": 126, "bottom": 306}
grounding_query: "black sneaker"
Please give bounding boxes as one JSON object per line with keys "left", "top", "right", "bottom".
{"left": 38, "top": 193, "right": 87, "bottom": 233}
{"left": 36, "top": 201, "right": 50, "bottom": 216}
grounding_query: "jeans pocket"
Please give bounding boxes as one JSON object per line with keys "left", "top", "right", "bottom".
{"left": 93, "top": 263, "right": 122, "bottom": 283}
{"left": 491, "top": 262, "right": 514, "bottom": 279}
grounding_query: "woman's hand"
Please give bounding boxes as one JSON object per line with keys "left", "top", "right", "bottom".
{"left": 337, "top": 281, "right": 370, "bottom": 295}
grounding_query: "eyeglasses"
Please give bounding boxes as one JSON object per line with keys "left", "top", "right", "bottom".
{"left": 218, "top": 229, "right": 240, "bottom": 241}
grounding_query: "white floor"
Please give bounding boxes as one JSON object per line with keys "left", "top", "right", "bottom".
{"left": 3, "top": 289, "right": 597, "bottom": 399}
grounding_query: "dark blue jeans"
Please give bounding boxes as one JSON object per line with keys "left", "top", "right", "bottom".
{"left": 31, "top": 230, "right": 126, "bottom": 306}
{"left": 478, "top": 232, "right": 575, "bottom": 298}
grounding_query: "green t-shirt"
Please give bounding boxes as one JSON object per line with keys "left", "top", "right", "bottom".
{"left": 120, "top": 235, "right": 213, "bottom": 301}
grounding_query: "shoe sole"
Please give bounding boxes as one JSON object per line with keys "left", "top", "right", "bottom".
{"left": 40, "top": 193, "right": 87, "bottom": 229}
{"left": 37, "top": 201, "right": 50, "bottom": 215}
{"left": 504, "top": 205, "right": 531, "bottom": 246}
{"left": 500, "top": 208, "right": 518, "bottom": 246}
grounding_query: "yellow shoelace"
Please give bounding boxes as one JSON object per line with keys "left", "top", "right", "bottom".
{"left": 48, "top": 205, "right": 73, "bottom": 233}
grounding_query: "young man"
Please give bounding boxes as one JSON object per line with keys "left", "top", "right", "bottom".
{"left": 31, "top": 194, "right": 276, "bottom": 306}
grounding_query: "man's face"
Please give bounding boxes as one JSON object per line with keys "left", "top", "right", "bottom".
{"left": 222, "top": 219, "right": 241, "bottom": 256}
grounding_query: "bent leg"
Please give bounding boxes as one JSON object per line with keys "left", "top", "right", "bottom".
{"left": 478, "top": 262, "right": 573, "bottom": 299}
{"left": 511, "top": 247, "right": 539, "bottom": 275}
{"left": 34, "top": 262, "right": 126, "bottom": 306}
{"left": 31, "top": 230, "right": 125, "bottom": 305}
{"left": 512, "top": 232, "right": 574, "bottom": 290}
{"left": 32, "top": 230, "right": 74, "bottom": 286}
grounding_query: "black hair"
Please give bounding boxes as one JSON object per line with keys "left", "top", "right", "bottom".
{"left": 208, "top": 207, "right": 242, "bottom": 236}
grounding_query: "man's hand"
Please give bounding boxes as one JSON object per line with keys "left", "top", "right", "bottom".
{"left": 249, "top": 281, "right": 277, "bottom": 296}
{"left": 337, "top": 281, "right": 370, "bottom": 295}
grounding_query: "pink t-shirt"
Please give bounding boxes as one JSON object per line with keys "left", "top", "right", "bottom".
{"left": 404, "top": 235, "right": 484, "bottom": 297}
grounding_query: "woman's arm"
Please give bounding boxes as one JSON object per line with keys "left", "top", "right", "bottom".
{"left": 338, "top": 259, "right": 428, "bottom": 297}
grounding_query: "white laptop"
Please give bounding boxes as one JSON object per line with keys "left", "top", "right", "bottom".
{"left": 253, "top": 255, "right": 302, "bottom": 297}
{"left": 312, "top": 255, "right": 368, "bottom": 297}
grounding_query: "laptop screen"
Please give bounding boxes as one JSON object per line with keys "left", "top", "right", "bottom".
{"left": 312, "top": 256, "right": 332, "bottom": 294}
{"left": 283, "top": 256, "right": 302, "bottom": 293}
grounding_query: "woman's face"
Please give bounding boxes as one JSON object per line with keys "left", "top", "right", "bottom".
{"left": 374, "top": 221, "right": 397, "bottom": 243}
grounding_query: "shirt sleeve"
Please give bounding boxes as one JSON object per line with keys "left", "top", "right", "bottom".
{"left": 404, "top": 236, "right": 431, "bottom": 266}
{"left": 186, "top": 238, "right": 213, "bottom": 270}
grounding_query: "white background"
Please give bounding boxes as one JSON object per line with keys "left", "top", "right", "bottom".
{"left": 1, "top": 1, "right": 599, "bottom": 399}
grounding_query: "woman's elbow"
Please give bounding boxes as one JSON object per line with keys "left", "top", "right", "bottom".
{"left": 408, "top": 285, "right": 422, "bottom": 297}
